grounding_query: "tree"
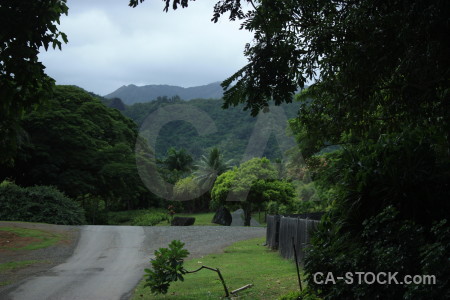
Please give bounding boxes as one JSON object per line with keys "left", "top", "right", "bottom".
{"left": 0, "top": 0, "right": 69, "bottom": 164}
{"left": 211, "top": 157, "right": 296, "bottom": 226}
{"left": 107, "top": 97, "right": 126, "bottom": 111}
{"left": 194, "top": 147, "right": 231, "bottom": 190}
{"left": 163, "top": 147, "right": 193, "bottom": 173}
{"left": 0, "top": 86, "right": 157, "bottom": 212}
{"left": 132, "top": 1, "right": 450, "bottom": 297}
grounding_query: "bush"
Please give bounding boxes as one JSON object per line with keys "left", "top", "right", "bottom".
{"left": 304, "top": 130, "right": 450, "bottom": 299}
{"left": 305, "top": 207, "right": 450, "bottom": 299}
{"left": 131, "top": 211, "right": 168, "bottom": 226}
{"left": 0, "top": 181, "right": 86, "bottom": 225}
{"left": 144, "top": 240, "right": 189, "bottom": 295}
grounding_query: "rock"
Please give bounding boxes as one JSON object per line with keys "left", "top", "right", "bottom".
{"left": 212, "top": 206, "right": 232, "bottom": 226}
{"left": 171, "top": 216, "right": 195, "bottom": 226}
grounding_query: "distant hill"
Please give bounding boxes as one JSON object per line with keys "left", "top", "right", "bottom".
{"left": 118, "top": 97, "right": 300, "bottom": 162}
{"left": 104, "top": 82, "right": 224, "bottom": 104}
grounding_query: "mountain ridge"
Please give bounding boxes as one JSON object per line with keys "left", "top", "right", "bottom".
{"left": 104, "top": 82, "right": 224, "bottom": 104}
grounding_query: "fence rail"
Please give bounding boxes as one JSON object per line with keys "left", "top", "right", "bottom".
{"left": 266, "top": 213, "right": 322, "bottom": 264}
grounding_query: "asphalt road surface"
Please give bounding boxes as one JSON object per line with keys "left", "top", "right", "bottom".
{"left": 6, "top": 225, "right": 265, "bottom": 300}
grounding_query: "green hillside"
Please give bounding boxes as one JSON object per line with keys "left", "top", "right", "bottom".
{"left": 115, "top": 97, "right": 300, "bottom": 162}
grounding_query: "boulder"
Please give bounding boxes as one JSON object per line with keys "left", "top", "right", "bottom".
{"left": 212, "top": 206, "right": 232, "bottom": 226}
{"left": 171, "top": 216, "right": 195, "bottom": 226}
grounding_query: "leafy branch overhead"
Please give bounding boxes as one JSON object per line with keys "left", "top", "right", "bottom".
{"left": 0, "top": 0, "right": 69, "bottom": 163}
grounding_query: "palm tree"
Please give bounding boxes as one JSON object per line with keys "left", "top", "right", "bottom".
{"left": 194, "top": 148, "right": 232, "bottom": 190}
{"left": 163, "top": 147, "right": 193, "bottom": 173}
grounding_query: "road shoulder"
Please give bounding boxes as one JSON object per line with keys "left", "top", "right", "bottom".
{"left": 0, "top": 222, "right": 80, "bottom": 295}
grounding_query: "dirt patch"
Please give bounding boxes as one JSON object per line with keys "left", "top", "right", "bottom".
{"left": 0, "top": 232, "right": 41, "bottom": 250}
{"left": 0, "top": 222, "right": 81, "bottom": 295}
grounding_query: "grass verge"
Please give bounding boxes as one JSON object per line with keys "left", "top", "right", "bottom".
{"left": 132, "top": 237, "right": 302, "bottom": 299}
{"left": 156, "top": 212, "right": 217, "bottom": 226}
{"left": 108, "top": 209, "right": 167, "bottom": 225}
{"left": 0, "top": 260, "right": 42, "bottom": 272}
{"left": 0, "top": 227, "right": 62, "bottom": 251}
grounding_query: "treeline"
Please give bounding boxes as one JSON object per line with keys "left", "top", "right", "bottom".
{"left": 0, "top": 86, "right": 160, "bottom": 224}
{"left": 0, "top": 85, "right": 323, "bottom": 225}
{"left": 104, "top": 96, "right": 299, "bottom": 161}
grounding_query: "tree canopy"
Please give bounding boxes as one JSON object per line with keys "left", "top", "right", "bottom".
{"left": 211, "top": 157, "right": 296, "bottom": 226}
{"left": 129, "top": 1, "right": 450, "bottom": 297}
{"left": 0, "top": 85, "right": 157, "bottom": 211}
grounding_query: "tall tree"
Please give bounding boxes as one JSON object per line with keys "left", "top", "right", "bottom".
{"left": 163, "top": 147, "right": 194, "bottom": 173}
{"left": 0, "top": 86, "right": 156, "bottom": 210}
{"left": 211, "top": 157, "right": 295, "bottom": 226}
{"left": 194, "top": 147, "right": 231, "bottom": 190}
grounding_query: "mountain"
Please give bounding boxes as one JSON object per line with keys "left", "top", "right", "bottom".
{"left": 119, "top": 97, "right": 300, "bottom": 162}
{"left": 104, "top": 82, "right": 224, "bottom": 104}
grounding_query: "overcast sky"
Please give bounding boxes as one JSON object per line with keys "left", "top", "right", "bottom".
{"left": 38, "top": 0, "right": 253, "bottom": 96}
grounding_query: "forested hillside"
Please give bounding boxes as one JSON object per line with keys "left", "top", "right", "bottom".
{"left": 110, "top": 97, "right": 300, "bottom": 162}
{"left": 104, "top": 82, "right": 224, "bottom": 105}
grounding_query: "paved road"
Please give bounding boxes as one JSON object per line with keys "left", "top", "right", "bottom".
{"left": 6, "top": 225, "right": 265, "bottom": 300}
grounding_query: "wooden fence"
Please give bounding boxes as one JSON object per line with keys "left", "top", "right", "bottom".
{"left": 266, "top": 213, "right": 322, "bottom": 264}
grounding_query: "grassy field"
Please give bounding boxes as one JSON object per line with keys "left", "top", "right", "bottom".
{"left": 0, "top": 227, "right": 62, "bottom": 251}
{"left": 132, "top": 237, "right": 302, "bottom": 300}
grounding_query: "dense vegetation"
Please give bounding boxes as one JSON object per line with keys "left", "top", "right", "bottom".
{"left": 2, "top": 0, "right": 449, "bottom": 298}
{"left": 211, "top": 157, "right": 296, "bottom": 226}
{"left": 0, "top": 181, "right": 85, "bottom": 225}
{"left": 111, "top": 97, "right": 298, "bottom": 161}
{"left": 0, "top": 86, "right": 160, "bottom": 223}
{"left": 0, "top": 0, "right": 68, "bottom": 165}
{"left": 132, "top": 0, "right": 450, "bottom": 298}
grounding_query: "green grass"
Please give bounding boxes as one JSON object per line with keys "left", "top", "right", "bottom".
{"left": 108, "top": 209, "right": 167, "bottom": 225}
{"left": 0, "top": 260, "right": 42, "bottom": 272}
{"left": 0, "top": 227, "right": 62, "bottom": 251}
{"left": 156, "top": 212, "right": 217, "bottom": 226}
{"left": 132, "top": 237, "right": 302, "bottom": 299}
{"left": 0, "top": 280, "right": 12, "bottom": 286}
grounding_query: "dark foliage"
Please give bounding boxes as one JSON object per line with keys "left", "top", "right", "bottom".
{"left": 0, "top": 0, "right": 68, "bottom": 164}
{"left": 0, "top": 181, "right": 86, "bottom": 225}
{"left": 305, "top": 206, "right": 449, "bottom": 299}
{"left": 0, "top": 85, "right": 159, "bottom": 213}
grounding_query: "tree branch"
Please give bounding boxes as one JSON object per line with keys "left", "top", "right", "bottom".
{"left": 186, "top": 265, "right": 230, "bottom": 297}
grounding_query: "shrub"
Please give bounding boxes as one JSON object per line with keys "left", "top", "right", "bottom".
{"left": 305, "top": 206, "right": 450, "bottom": 299}
{"left": 0, "top": 181, "right": 86, "bottom": 225}
{"left": 144, "top": 240, "right": 189, "bottom": 295}
{"left": 304, "top": 130, "right": 450, "bottom": 299}
{"left": 131, "top": 211, "right": 167, "bottom": 226}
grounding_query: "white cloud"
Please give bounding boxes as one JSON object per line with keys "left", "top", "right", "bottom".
{"left": 38, "top": 0, "right": 252, "bottom": 95}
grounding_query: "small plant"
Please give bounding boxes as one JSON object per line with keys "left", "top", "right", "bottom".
{"left": 167, "top": 205, "right": 176, "bottom": 223}
{"left": 144, "top": 240, "right": 189, "bottom": 294}
{"left": 131, "top": 211, "right": 167, "bottom": 226}
{"left": 144, "top": 240, "right": 230, "bottom": 297}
